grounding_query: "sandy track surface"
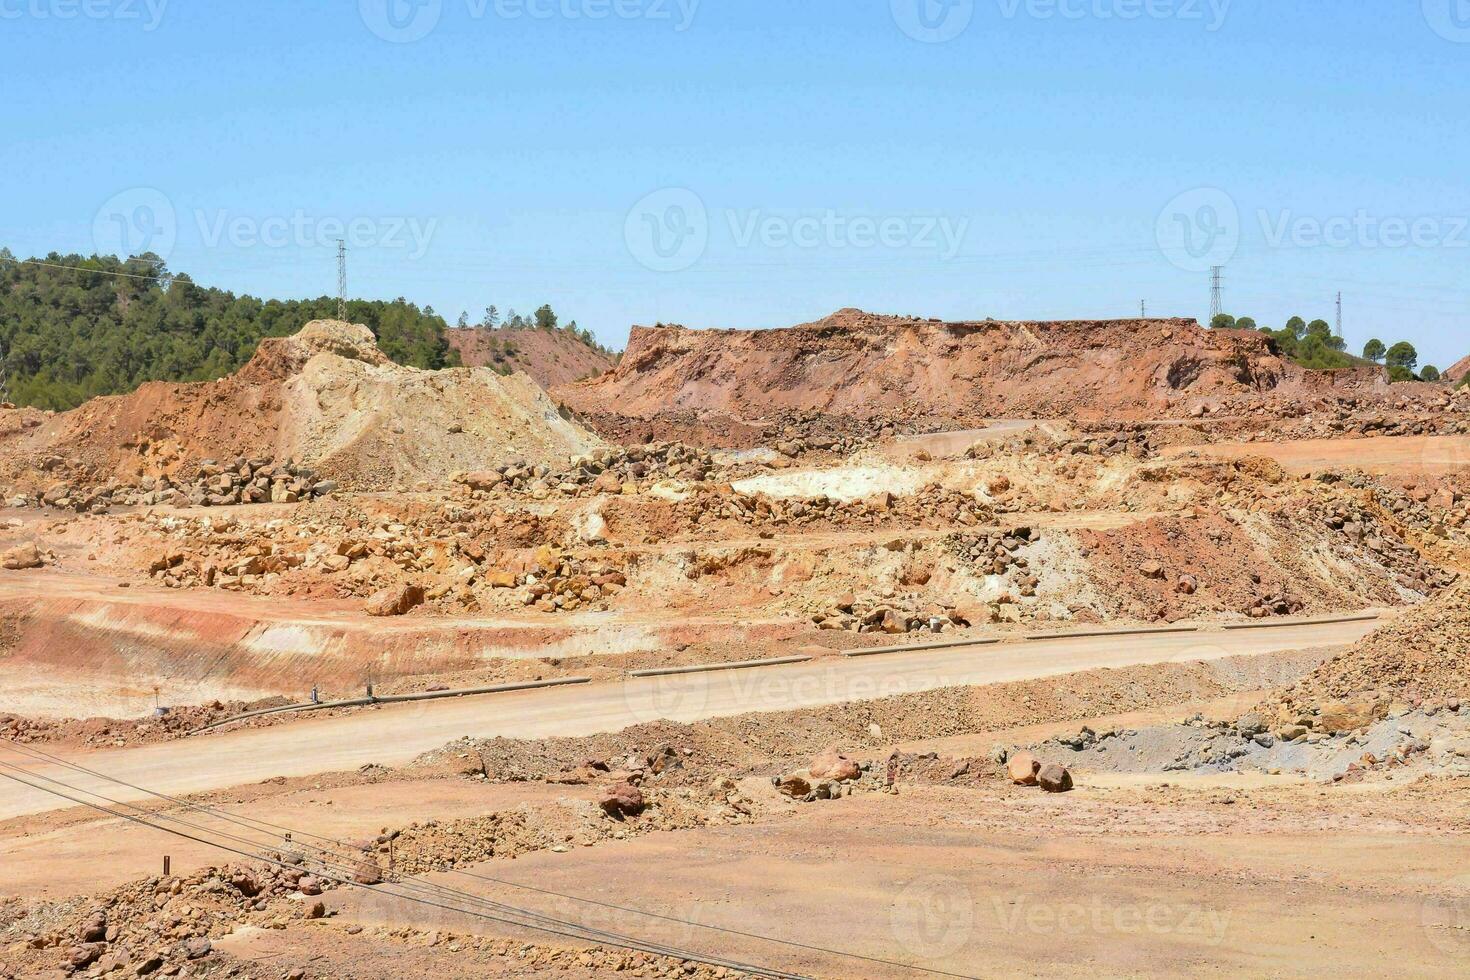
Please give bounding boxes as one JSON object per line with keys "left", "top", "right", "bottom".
{"left": 328, "top": 782, "right": 1469, "bottom": 979}
{"left": 1168, "top": 433, "right": 1470, "bottom": 474}
{"left": 0, "top": 619, "right": 1375, "bottom": 821}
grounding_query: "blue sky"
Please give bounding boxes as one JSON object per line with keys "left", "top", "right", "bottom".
{"left": 4, "top": 1, "right": 1469, "bottom": 369}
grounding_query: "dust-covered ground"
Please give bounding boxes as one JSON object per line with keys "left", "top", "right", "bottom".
{"left": 2, "top": 316, "right": 1470, "bottom": 978}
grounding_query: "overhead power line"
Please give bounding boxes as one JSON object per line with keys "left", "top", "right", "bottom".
{"left": 0, "top": 738, "right": 979, "bottom": 980}
{"left": 0, "top": 757, "right": 810, "bottom": 980}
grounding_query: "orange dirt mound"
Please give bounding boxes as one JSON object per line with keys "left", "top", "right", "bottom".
{"left": 554, "top": 308, "right": 1391, "bottom": 423}
{"left": 447, "top": 327, "right": 614, "bottom": 388}
{"left": 2, "top": 320, "right": 601, "bottom": 490}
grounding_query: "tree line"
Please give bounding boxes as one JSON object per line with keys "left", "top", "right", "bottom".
{"left": 1210, "top": 312, "right": 1434, "bottom": 381}
{"left": 0, "top": 251, "right": 458, "bottom": 410}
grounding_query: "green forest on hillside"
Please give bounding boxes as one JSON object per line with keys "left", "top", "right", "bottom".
{"left": 0, "top": 251, "right": 458, "bottom": 410}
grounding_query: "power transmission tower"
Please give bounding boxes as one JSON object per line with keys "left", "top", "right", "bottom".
{"left": 336, "top": 240, "right": 347, "bottom": 322}
{"left": 1209, "top": 266, "right": 1223, "bottom": 325}
{"left": 1140, "top": 300, "right": 1147, "bottom": 319}
{"left": 1335, "top": 291, "right": 1342, "bottom": 336}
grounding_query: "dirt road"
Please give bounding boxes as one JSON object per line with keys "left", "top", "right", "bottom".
{"left": 0, "top": 619, "right": 1376, "bottom": 821}
{"left": 1167, "top": 433, "right": 1470, "bottom": 474}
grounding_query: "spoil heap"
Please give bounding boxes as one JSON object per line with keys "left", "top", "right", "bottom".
{"left": 1, "top": 320, "right": 601, "bottom": 491}
{"left": 446, "top": 325, "right": 614, "bottom": 387}
{"left": 554, "top": 308, "right": 1387, "bottom": 424}
{"left": 1265, "top": 584, "right": 1470, "bottom": 731}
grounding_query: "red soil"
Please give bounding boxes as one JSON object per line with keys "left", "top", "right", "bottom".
{"left": 554, "top": 308, "right": 1392, "bottom": 423}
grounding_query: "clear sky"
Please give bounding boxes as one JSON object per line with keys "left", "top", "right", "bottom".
{"left": 4, "top": 1, "right": 1469, "bottom": 369}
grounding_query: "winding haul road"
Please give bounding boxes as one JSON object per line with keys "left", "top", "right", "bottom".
{"left": 0, "top": 618, "right": 1376, "bottom": 821}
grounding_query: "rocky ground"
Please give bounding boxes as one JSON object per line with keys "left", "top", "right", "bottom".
{"left": 2, "top": 314, "right": 1469, "bottom": 977}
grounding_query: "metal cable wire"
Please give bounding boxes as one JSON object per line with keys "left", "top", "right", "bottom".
{"left": 0, "top": 754, "right": 808, "bottom": 977}
{"left": 0, "top": 760, "right": 809, "bottom": 980}
{"left": 0, "top": 737, "right": 978, "bottom": 979}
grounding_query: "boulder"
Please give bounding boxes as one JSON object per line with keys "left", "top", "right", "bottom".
{"left": 0, "top": 541, "right": 42, "bottom": 570}
{"left": 1318, "top": 696, "right": 1385, "bottom": 734}
{"left": 775, "top": 772, "right": 812, "bottom": 798}
{"left": 1037, "top": 763, "right": 1073, "bottom": 793}
{"left": 352, "top": 857, "right": 383, "bottom": 885}
{"left": 364, "top": 584, "right": 425, "bottom": 617}
{"left": 809, "top": 745, "right": 861, "bottom": 782}
{"left": 457, "top": 471, "right": 505, "bottom": 492}
{"left": 598, "top": 781, "right": 645, "bottom": 817}
{"left": 1006, "top": 750, "right": 1040, "bottom": 785}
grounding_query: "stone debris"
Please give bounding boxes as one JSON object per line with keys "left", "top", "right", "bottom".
{"left": 16, "top": 456, "right": 334, "bottom": 514}
{"left": 0, "top": 540, "right": 44, "bottom": 569}
{"left": 455, "top": 442, "right": 721, "bottom": 499}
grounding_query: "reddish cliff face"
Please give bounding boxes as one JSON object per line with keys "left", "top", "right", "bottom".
{"left": 554, "top": 308, "right": 1375, "bottom": 422}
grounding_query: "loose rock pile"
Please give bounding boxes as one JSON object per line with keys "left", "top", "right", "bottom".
{"left": 456, "top": 442, "right": 720, "bottom": 498}
{"left": 810, "top": 592, "right": 974, "bottom": 634}
{"left": 674, "top": 484, "right": 995, "bottom": 533}
{"left": 13, "top": 859, "right": 339, "bottom": 977}
{"left": 774, "top": 745, "right": 876, "bottom": 801}
{"left": 945, "top": 527, "right": 1040, "bottom": 595}
{"left": 522, "top": 551, "right": 628, "bottom": 613}
{"left": 14, "top": 456, "right": 335, "bottom": 513}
